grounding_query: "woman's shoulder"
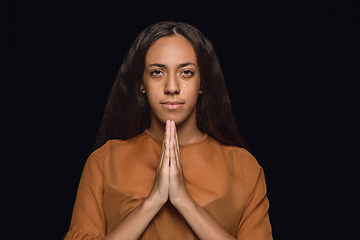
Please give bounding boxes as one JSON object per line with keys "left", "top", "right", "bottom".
{"left": 226, "top": 146, "right": 263, "bottom": 191}
{"left": 224, "top": 145, "right": 261, "bottom": 168}
{"left": 94, "top": 132, "right": 148, "bottom": 152}
{"left": 206, "top": 137, "right": 263, "bottom": 186}
{"left": 83, "top": 134, "right": 147, "bottom": 173}
{"left": 206, "top": 137, "right": 260, "bottom": 167}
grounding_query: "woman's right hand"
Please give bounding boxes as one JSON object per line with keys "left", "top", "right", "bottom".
{"left": 147, "top": 120, "right": 171, "bottom": 206}
{"left": 103, "top": 121, "right": 171, "bottom": 240}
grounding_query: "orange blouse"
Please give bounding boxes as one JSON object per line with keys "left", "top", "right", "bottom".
{"left": 64, "top": 130, "right": 272, "bottom": 240}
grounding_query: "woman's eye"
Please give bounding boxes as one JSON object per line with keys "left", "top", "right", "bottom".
{"left": 151, "top": 70, "right": 163, "bottom": 76}
{"left": 181, "top": 70, "right": 194, "bottom": 77}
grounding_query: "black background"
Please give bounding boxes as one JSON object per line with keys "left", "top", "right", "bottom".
{"left": 2, "top": 1, "right": 359, "bottom": 239}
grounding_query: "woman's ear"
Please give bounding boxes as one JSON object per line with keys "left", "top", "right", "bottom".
{"left": 140, "top": 83, "right": 146, "bottom": 94}
{"left": 199, "top": 86, "right": 203, "bottom": 94}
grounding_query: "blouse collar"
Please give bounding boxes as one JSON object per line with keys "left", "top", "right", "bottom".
{"left": 144, "top": 129, "right": 208, "bottom": 148}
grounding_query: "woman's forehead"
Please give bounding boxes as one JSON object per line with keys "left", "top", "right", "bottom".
{"left": 145, "top": 35, "right": 198, "bottom": 66}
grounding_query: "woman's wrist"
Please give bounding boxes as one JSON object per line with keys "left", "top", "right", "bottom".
{"left": 145, "top": 191, "right": 167, "bottom": 211}
{"left": 171, "top": 193, "right": 196, "bottom": 213}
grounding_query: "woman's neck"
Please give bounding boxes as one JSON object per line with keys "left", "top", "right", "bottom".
{"left": 148, "top": 119, "right": 204, "bottom": 145}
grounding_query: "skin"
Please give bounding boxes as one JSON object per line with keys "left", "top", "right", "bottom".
{"left": 103, "top": 36, "right": 233, "bottom": 240}
{"left": 142, "top": 35, "right": 204, "bottom": 144}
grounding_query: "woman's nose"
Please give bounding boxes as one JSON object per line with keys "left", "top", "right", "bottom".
{"left": 164, "top": 73, "right": 180, "bottom": 95}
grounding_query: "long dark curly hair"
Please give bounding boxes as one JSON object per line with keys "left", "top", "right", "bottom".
{"left": 94, "top": 22, "right": 247, "bottom": 150}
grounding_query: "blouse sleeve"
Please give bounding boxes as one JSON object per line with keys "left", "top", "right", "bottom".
{"left": 64, "top": 143, "right": 109, "bottom": 240}
{"left": 236, "top": 167, "right": 273, "bottom": 240}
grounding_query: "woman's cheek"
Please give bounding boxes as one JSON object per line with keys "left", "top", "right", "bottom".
{"left": 182, "top": 83, "right": 188, "bottom": 92}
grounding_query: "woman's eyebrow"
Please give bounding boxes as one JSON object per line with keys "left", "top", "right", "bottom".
{"left": 147, "top": 62, "right": 196, "bottom": 68}
{"left": 148, "top": 63, "right": 166, "bottom": 68}
{"left": 178, "top": 62, "right": 196, "bottom": 68}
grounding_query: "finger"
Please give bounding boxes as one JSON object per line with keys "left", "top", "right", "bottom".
{"left": 169, "top": 121, "right": 176, "bottom": 169}
{"left": 159, "top": 132, "right": 166, "bottom": 162}
{"left": 158, "top": 121, "right": 169, "bottom": 171}
{"left": 174, "top": 128, "right": 182, "bottom": 171}
{"left": 164, "top": 120, "right": 171, "bottom": 167}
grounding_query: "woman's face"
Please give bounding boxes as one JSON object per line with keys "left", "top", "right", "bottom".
{"left": 142, "top": 35, "right": 201, "bottom": 127}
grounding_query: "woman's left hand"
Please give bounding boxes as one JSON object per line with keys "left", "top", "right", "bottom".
{"left": 168, "top": 121, "right": 192, "bottom": 207}
{"left": 165, "top": 121, "right": 235, "bottom": 240}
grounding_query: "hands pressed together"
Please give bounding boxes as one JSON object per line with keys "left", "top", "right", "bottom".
{"left": 104, "top": 120, "right": 234, "bottom": 240}
{"left": 150, "top": 120, "right": 190, "bottom": 209}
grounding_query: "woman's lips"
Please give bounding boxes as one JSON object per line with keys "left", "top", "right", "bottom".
{"left": 161, "top": 101, "right": 183, "bottom": 110}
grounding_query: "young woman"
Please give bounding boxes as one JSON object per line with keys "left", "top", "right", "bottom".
{"left": 64, "top": 22, "right": 272, "bottom": 240}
